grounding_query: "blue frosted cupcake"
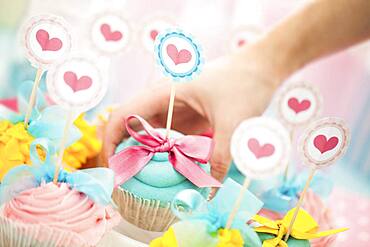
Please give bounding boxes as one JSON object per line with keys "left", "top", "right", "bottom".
{"left": 257, "top": 233, "right": 310, "bottom": 247}
{"left": 109, "top": 115, "right": 221, "bottom": 232}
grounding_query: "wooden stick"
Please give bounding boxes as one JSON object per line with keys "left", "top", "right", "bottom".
{"left": 24, "top": 68, "right": 43, "bottom": 128}
{"left": 283, "top": 128, "right": 295, "bottom": 183}
{"left": 165, "top": 83, "right": 176, "bottom": 138}
{"left": 284, "top": 167, "right": 316, "bottom": 241}
{"left": 225, "top": 177, "right": 251, "bottom": 229}
{"left": 53, "top": 110, "right": 74, "bottom": 184}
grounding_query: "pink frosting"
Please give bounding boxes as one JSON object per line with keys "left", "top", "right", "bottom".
{"left": 3, "top": 182, "right": 120, "bottom": 246}
{"left": 303, "top": 190, "right": 337, "bottom": 247}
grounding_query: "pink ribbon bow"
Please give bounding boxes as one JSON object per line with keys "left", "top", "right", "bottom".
{"left": 109, "top": 115, "right": 221, "bottom": 188}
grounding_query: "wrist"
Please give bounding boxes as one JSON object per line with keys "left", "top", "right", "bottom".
{"left": 238, "top": 29, "right": 309, "bottom": 88}
{"left": 242, "top": 42, "right": 301, "bottom": 86}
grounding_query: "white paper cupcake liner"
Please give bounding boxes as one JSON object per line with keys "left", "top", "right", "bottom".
{"left": 0, "top": 212, "right": 89, "bottom": 247}
{"left": 112, "top": 187, "right": 178, "bottom": 232}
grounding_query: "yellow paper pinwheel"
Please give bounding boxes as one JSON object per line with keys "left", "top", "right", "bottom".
{"left": 150, "top": 227, "right": 245, "bottom": 247}
{"left": 63, "top": 114, "right": 102, "bottom": 170}
{"left": 217, "top": 229, "right": 244, "bottom": 247}
{"left": 150, "top": 227, "right": 179, "bottom": 247}
{"left": 253, "top": 207, "right": 348, "bottom": 247}
{"left": 0, "top": 121, "right": 34, "bottom": 180}
{"left": 0, "top": 116, "right": 101, "bottom": 180}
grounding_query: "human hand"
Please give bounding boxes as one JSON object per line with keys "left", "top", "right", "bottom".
{"left": 102, "top": 46, "right": 285, "bottom": 182}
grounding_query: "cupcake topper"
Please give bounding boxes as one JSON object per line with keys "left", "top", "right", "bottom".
{"left": 142, "top": 17, "right": 175, "bottom": 53}
{"left": 277, "top": 82, "right": 322, "bottom": 181}
{"left": 277, "top": 82, "right": 322, "bottom": 127}
{"left": 155, "top": 29, "right": 203, "bottom": 138}
{"left": 21, "top": 15, "right": 72, "bottom": 128}
{"left": 229, "top": 26, "right": 262, "bottom": 53}
{"left": 141, "top": 17, "right": 176, "bottom": 86}
{"left": 231, "top": 117, "right": 291, "bottom": 179}
{"left": 47, "top": 54, "right": 107, "bottom": 184}
{"left": 284, "top": 117, "right": 350, "bottom": 241}
{"left": 227, "top": 117, "right": 291, "bottom": 229}
{"left": 89, "top": 12, "right": 131, "bottom": 56}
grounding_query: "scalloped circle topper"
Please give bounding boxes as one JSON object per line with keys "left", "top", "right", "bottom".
{"left": 90, "top": 13, "right": 130, "bottom": 54}
{"left": 231, "top": 117, "right": 291, "bottom": 179}
{"left": 300, "top": 117, "right": 350, "bottom": 168}
{"left": 46, "top": 55, "right": 107, "bottom": 112}
{"left": 155, "top": 30, "right": 203, "bottom": 81}
{"left": 278, "top": 82, "right": 322, "bottom": 126}
{"left": 229, "top": 26, "right": 262, "bottom": 53}
{"left": 22, "top": 15, "right": 72, "bottom": 68}
{"left": 141, "top": 17, "right": 176, "bottom": 52}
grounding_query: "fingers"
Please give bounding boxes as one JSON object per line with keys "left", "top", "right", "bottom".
{"left": 210, "top": 126, "right": 232, "bottom": 183}
{"left": 102, "top": 110, "right": 127, "bottom": 166}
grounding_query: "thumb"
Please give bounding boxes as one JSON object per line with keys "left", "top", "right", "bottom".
{"left": 210, "top": 127, "right": 232, "bottom": 182}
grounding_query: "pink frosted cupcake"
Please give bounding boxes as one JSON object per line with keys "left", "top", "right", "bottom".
{"left": 0, "top": 182, "right": 120, "bottom": 247}
{"left": 259, "top": 190, "right": 338, "bottom": 247}
{"left": 303, "top": 190, "right": 337, "bottom": 247}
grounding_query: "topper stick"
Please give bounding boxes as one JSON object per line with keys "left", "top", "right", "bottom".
{"left": 165, "top": 83, "right": 176, "bottom": 138}
{"left": 284, "top": 166, "right": 317, "bottom": 241}
{"left": 283, "top": 128, "right": 296, "bottom": 183}
{"left": 225, "top": 177, "right": 251, "bottom": 229}
{"left": 24, "top": 68, "right": 43, "bottom": 128}
{"left": 53, "top": 110, "right": 74, "bottom": 184}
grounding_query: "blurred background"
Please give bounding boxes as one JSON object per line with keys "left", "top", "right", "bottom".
{"left": 0, "top": 0, "right": 369, "bottom": 246}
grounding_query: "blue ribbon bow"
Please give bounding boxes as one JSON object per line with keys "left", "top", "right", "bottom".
{"left": 171, "top": 178, "right": 264, "bottom": 247}
{"left": 0, "top": 138, "right": 114, "bottom": 206}
{"left": 0, "top": 81, "right": 81, "bottom": 147}
{"left": 262, "top": 169, "right": 333, "bottom": 213}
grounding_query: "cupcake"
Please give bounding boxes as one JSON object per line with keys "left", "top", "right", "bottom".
{"left": 303, "top": 191, "right": 337, "bottom": 247}
{"left": 259, "top": 190, "right": 337, "bottom": 247}
{"left": 261, "top": 170, "right": 333, "bottom": 214}
{"left": 253, "top": 207, "right": 348, "bottom": 247}
{"left": 0, "top": 138, "right": 120, "bottom": 246}
{"left": 110, "top": 115, "right": 221, "bottom": 232}
{"left": 150, "top": 178, "right": 264, "bottom": 247}
{"left": 257, "top": 233, "right": 310, "bottom": 247}
{"left": 0, "top": 182, "right": 120, "bottom": 247}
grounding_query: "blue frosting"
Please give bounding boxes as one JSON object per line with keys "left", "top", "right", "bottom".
{"left": 115, "top": 129, "right": 211, "bottom": 204}
{"left": 226, "top": 161, "right": 281, "bottom": 196}
{"left": 257, "top": 233, "right": 311, "bottom": 247}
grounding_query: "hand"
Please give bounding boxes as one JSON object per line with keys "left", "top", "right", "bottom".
{"left": 103, "top": 0, "right": 370, "bottom": 182}
{"left": 102, "top": 46, "right": 284, "bottom": 182}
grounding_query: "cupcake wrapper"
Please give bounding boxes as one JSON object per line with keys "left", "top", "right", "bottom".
{"left": 0, "top": 214, "right": 89, "bottom": 247}
{"left": 112, "top": 187, "right": 177, "bottom": 232}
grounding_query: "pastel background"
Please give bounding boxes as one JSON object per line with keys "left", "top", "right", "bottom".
{"left": 0, "top": 0, "right": 369, "bottom": 246}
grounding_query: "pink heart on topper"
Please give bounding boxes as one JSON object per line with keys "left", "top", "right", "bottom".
{"left": 248, "top": 138, "right": 275, "bottom": 159}
{"left": 166, "top": 44, "right": 192, "bottom": 65}
{"left": 288, "top": 97, "right": 311, "bottom": 114}
{"left": 100, "top": 24, "right": 123, "bottom": 41}
{"left": 313, "top": 135, "right": 339, "bottom": 154}
{"left": 150, "top": 30, "right": 159, "bottom": 41}
{"left": 36, "top": 29, "right": 63, "bottom": 51}
{"left": 238, "top": 39, "right": 246, "bottom": 47}
{"left": 63, "top": 71, "right": 93, "bottom": 93}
